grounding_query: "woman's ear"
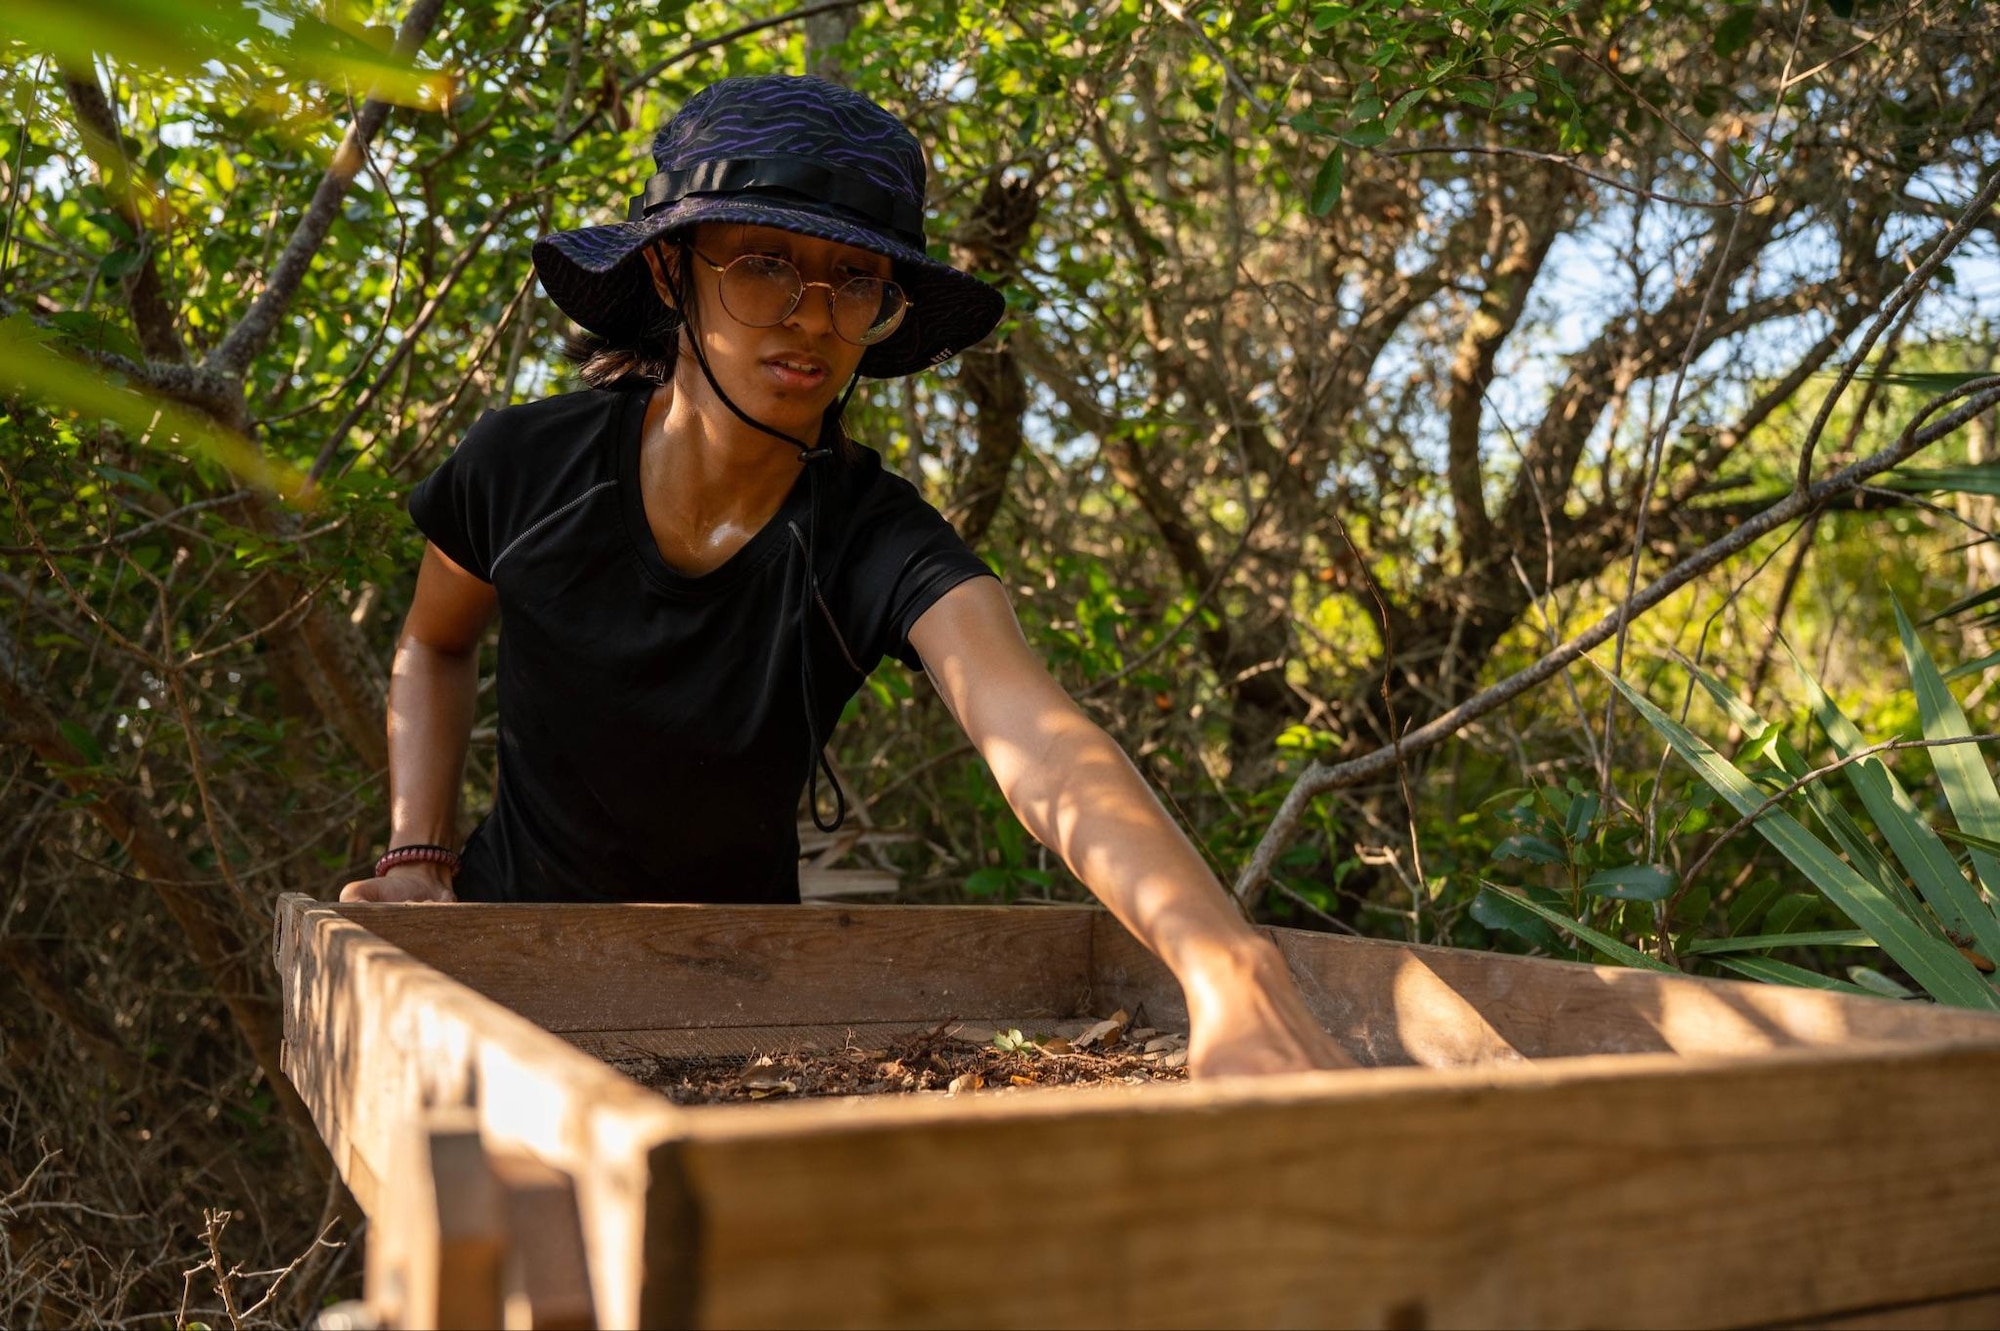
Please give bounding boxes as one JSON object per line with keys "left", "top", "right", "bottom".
{"left": 641, "top": 243, "right": 680, "bottom": 310}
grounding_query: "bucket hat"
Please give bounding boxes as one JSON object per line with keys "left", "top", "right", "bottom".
{"left": 531, "top": 74, "right": 1007, "bottom": 379}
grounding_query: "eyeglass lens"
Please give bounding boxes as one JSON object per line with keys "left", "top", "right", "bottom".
{"left": 718, "top": 254, "right": 907, "bottom": 346}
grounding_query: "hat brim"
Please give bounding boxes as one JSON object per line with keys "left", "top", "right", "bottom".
{"left": 531, "top": 196, "right": 1007, "bottom": 379}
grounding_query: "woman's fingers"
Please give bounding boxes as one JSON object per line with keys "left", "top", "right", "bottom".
{"left": 338, "top": 875, "right": 458, "bottom": 903}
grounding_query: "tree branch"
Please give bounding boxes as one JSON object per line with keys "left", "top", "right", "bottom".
{"left": 59, "top": 66, "right": 186, "bottom": 365}
{"left": 1234, "top": 378, "right": 2000, "bottom": 905}
{"left": 203, "top": 0, "right": 449, "bottom": 376}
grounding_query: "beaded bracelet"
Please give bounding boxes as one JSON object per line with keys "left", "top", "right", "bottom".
{"left": 374, "top": 843, "right": 463, "bottom": 879}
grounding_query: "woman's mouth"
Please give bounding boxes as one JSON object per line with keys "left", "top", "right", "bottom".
{"left": 763, "top": 357, "right": 828, "bottom": 389}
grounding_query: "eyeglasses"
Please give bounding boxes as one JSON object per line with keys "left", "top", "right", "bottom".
{"left": 690, "top": 248, "right": 910, "bottom": 347}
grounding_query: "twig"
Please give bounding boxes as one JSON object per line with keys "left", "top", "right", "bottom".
{"left": 0, "top": 490, "right": 249, "bottom": 557}
{"left": 1600, "top": 0, "right": 1812, "bottom": 810}
{"left": 1376, "top": 145, "right": 1762, "bottom": 209}
{"left": 1794, "top": 165, "right": 2000, "bottom": 491}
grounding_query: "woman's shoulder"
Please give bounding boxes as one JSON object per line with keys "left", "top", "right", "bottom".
{"left": 426, "top": 387, "right": 641, "bottom": 501}
{"left": 460, "top": 384, "right": 639, "bottom": 454}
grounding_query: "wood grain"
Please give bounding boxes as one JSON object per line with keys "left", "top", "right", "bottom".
{"left": 668, "top": 1043, "right": 2000, "bottom": 1328}
{"left": 339, "top": 903, "right": 1097, "bottom": 1033}
{"left": 277, "top": 896, "right": 2000, "bottom": 1329}
{"left": 276, "top": 894, "right": 681, "bottom": 1328}
{"left": 1090, "top": 915, "right": 2000, "bottom": 1066}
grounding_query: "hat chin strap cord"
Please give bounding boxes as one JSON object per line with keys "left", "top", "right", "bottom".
{"left": 681, "top": 327, "right": 857, "bottom": 835}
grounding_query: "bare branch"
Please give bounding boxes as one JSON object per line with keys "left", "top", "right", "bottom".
{"left": 1234, "top": 378, "right": 2000, "bottom": 905}
{"left": 203, "top": 0, "right": 449, "bottom": 375}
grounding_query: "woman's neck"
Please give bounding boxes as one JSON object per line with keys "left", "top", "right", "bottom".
{"left": 633, "top": 369, "right": 808, "bottom": 576}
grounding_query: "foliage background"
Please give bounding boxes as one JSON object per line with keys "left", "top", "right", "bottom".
{"left": 2, "top": 0, "right": 1998, "bottom": 1322}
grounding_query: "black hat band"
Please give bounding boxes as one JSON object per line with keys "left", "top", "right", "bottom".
{"left": 628, "top": 155, "right": 926, "bottom": 248}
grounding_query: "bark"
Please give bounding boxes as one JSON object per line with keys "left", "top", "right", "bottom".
{"left": 804, "top": 4, "right": 857, "bottom": 83}
{"left": 1447, "top": 166, "right": 1568, "bottom": 563}
{"left": 949, "top": 172, "right": 1042, "bottom": 547}
{"left": 59, "top": 69, "right": 186, "bottom": 366}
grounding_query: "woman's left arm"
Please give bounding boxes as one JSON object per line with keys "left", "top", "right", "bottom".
{"left": 909, "top": 577, "right": 1355, "bottom": 1077}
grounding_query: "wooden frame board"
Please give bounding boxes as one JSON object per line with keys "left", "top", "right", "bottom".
{"left": 276, "top": 894, "right": 2000, "bottom": 1329}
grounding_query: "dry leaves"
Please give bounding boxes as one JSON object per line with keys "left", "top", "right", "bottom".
{"left": 620, "top": 1016, "right": 1191, "bottom": 1105}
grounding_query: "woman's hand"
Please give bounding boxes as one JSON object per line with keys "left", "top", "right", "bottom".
{"left": 1181, "top": 932, "right": 1357, "bottom": 1078}
{"left": 339, "top": 863, "right": 459, "bottom": 903}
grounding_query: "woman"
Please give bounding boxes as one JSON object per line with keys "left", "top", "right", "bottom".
{"left": 341, "top": 74, "right": 1350, "bottom": 1078}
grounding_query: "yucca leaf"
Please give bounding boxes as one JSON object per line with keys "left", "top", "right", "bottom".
{"left": 1944, "top": 648, "right": 2000, "bottom": 683}
{"left": 1681, "top": 930, "right": 1874, "bottom": 955}
{"left": 1712, "top": 955, "right": 1878, "bottom": 995}
{"left": 1936, "top": 826, "right": 2000, "bottom": 857}
{"left": 1685, "top": 660, "right": 1935, "bottom": 931}
{"left": 1477, "top": 884, "right": 1679, "bottom": 973}
{"left": 1600, "top": 664, "right": 2000, "bottom": 1009}
{"left": 1893, "top": 602, "right": 2000, "bottom": 913}
{"left": 1879, "top": 463, "right": 2000, "bottom": 495}
{"left": 1931, "top": 585, "right": 2000, "bottom": 624}
{"left": 1789, "top": 642, "right": 2000, "bottom": 967}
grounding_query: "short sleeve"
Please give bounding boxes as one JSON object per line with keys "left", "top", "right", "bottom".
{"left": 839, "top": 471, "right": 996, "bottom": 673}
{"left": 407, "top": 410, "right": 500, "bottom": 582}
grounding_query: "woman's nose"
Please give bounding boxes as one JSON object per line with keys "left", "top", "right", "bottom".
{"left": 783, "top": 281, "right": 839, "bottom": 336}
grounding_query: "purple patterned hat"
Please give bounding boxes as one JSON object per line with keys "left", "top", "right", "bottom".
{"left": 531, "top": 74, "right": 1007, "bottom": 379}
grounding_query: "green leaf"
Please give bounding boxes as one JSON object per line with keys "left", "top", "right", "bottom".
{"left": 1712, "top": 5, "right": 1756, "bottom": 56}
{"left": 1894, "top": 601, "right": 2000, "bottom": 921}
{"left": 1382, "top": 87, "right": 1425, "bottom": 134}
{"left": 1944, "top": 647, "right": 2000, "bottom": 682}
{"left": 1490, "top": 833, "right": 1565, "bottom": 865}
{"left": 1480, "top": 884, "right": 1679, "bottom": 972}
{"left": 58, "top": 719, "right": 103, "bottom": 766}
{"left": 1712, "top": 956, "right": 1876, "bottom": 995}
{"left": 964, "top": 868, "right": 1012, "bottom": 897}
{"left": 1599, "top": 660, "right": 2000, "bottom": 1010}
{"left": 1470, "top": 886, "right": 1559, "bottom": 949}
{"left": 1880, "top": 464, "right": 2000, "bottom": 496}
{"left": 1789, "top": 641, "right": 2000, "bottom": 968}
{"left": 1581, "top": 863, "right": 1676, "bottom": 901}
{"left": 1308, "top": 146, "right": 1345, "bottom": 216}
{"left": 1847, "top": 966, "right": 1915, "bottom": 999}
{"left": 1682, "top": 930, "right": 1873, "bottom": 955}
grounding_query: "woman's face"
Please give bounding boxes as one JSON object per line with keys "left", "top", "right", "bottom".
{"left": 652, "top": 222, "right": 887, "bottom": 439}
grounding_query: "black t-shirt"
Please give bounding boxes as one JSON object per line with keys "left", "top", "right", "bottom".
{"left": 406, "top": 383, "right": 994, "bottom": 903}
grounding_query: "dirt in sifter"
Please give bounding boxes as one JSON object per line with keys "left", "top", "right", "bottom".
{"left": 613, "top": 1011, "right": 1191, "bottom": 1105}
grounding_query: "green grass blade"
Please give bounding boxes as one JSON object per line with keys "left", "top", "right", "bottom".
{"left": 1893, "top": 602, "right": 2000, "bottom": 912}
{"left": 1476, "top": 883, "right": 1679, "bottom": 973}
{"left": 1712, "top": 956, "right": 1878, "bottom": 995}
{"left": 1600, "top": 663, "right": 2000, "bottom": 1009}
{"left": 1681, "top": 930, "right": 1874, "bottom": 955}
{"left": 1789, "top": 643, "right": 2000, "bottom": 965}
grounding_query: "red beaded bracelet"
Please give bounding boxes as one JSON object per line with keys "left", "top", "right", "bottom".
{"left": 374, "top": 844, "right": 463, "bottom": 879}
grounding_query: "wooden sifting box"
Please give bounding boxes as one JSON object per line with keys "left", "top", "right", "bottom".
{"left": 275, "top": 892, "right": 2000, "bottom": 1330}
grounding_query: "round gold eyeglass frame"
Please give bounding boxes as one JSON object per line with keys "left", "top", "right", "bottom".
{"left": 689, "top": 247, "right": 911, "bottom": 347}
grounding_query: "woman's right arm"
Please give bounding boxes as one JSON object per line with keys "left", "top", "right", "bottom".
{"left": 340, "top": 544, "right": 498, "bottom": 903}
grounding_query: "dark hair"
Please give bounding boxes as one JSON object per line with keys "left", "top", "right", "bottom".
{"left": 561, "top": 236, "right": 857, "bottom": 461}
